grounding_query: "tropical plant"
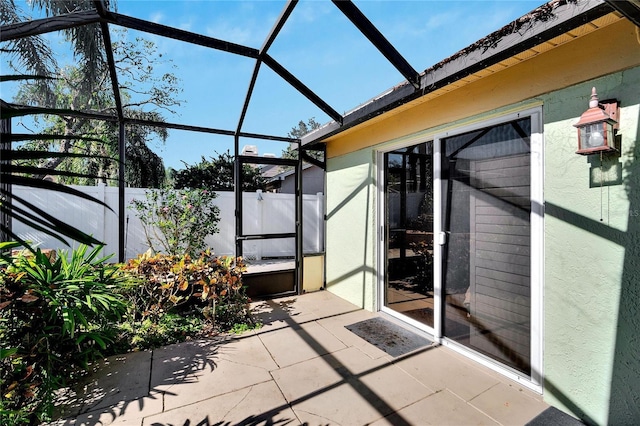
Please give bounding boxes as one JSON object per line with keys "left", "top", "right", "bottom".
{"left": 1, "top": 0, "right": 108, "bottom": 107}
{"left": 171, "top": 151, "right": 267, "bottom": 192}
{"left": 130, "top": 188, "right": 220, "bottom": 256}
{"left": 0, "top": 242, "right": 130, "bottom": 424}
{"left": 119, "top": 251, "right": 253, "bottom": 334}
{"left": 115, "top": 312, "right": 203, "bottom": 351}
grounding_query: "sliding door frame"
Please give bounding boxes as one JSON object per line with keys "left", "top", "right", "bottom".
{"left": 377, "top": 140, "right": 437, "bottom": 336}
{"left": 376, "top": 106, "right": 544, "bottom": 392}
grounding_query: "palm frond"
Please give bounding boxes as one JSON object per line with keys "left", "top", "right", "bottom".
{"left": 0, "top": 0, "right": 57, "bottom": 103}
{"left": 0, "top": 102, "right": 116, "bottom": 121}
{"left": 1, "top": 189, "right": 104, "bottom": 246}
{"left": 2, "top": 177, "right": 113, "bottom": 211}
{"left": 0, "top": 225, "right": 38, "bottom": 255}
{"left": 5, "top": 164, "right": 117, "bottom": 182}
{"left": 0, "top": 203, "right": 72, "bottom": 246}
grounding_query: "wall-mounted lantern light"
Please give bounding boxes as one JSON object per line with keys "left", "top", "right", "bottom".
{"left": 574, "top": 87, "right": 619, "bottom": 155}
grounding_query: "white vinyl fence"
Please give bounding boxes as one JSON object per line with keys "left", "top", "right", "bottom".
{"left": 12, "top": 184, "right": 324, "bottom": 260}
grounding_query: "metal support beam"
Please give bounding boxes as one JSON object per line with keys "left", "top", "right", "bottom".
{"left": 236, "top": 131, "right": 297, "bottom": 143}
{"left": 234, "top": 135, "right": 242, "bottom": 259}
{"left": 2, "top": 102, "right": 297, "bottom": 143}
{"left": 118, "top": 122, "right": 126, "bottom": 262}
{"left": 236, "top": 1, "right": 298, "bottom": 136}
{"left": 236, "top": 61, "right": 263, "bottom": 136}
{"left": 94, "top": 0, "right": 128, "bottom": 261}
{"left": 0, "top": 10, "right": 101, "bottom": 42}
{"left": 237, "top": 233, "right": 297, "bottom": 241}
{"left": 0, "top": 118, "right": 12, "bottom": 243}
{"left": 239, "top": 155, "right": 298, "bottom": 167}
{"left": 262, "top": 54, "right": 343, "bottom": 124}
{"left": 124, "top": 118, "right": 234, "bottom": 137}
{"left": 261, "top": 0, "right": 298, "bottom": 54}
{"left": 332, "top": 0, "right": 420, "bottom": 89}
{"left": 301, "top": 149, "right": 326, "bottom": 170}
{"left": 95, "top": 11, "right": 123, "bottom": 118}
{"left": 295, "top": 140, "right": 303, "bottom": 295}
{"left": 102, "top": 12, "right": 260, "bottom": 59}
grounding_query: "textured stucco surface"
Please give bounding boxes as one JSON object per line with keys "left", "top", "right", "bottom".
{"left": 323, "top": 27, "right": 640, "bottom": 425}
{"left": 542, "top": 68, "right": 640, "bottom": 424}
{"left": 324, "top": 149, "right": 377, "bottom": 311}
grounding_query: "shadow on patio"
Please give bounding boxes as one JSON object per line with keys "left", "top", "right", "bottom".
{"left": 51, "top": 290, "right": 551, "bottom": 425}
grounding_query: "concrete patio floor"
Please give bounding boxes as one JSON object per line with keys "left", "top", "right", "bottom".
{"left": 52, "top": 290, "right": 552, "bottom": 425}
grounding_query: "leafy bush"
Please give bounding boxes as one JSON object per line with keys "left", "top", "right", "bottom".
{"left": 120, "top": 251, "right": 254, "bottom": 333}
{"left": 0, "top": 243, "right": 129, "bottom": 425}
{"left": 114, "top": 313, "right": 203, "bottom": 351}
{"left": 0, "top": 243, "right": 257, "bottom": 424}
{"left": 130, "top": 188, "right": 220, "bottom": 257}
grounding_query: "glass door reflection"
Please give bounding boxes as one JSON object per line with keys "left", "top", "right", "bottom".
{"left": 441, "top": 118, "right": 532, "bottom": 375}
{"left": 384, "top": 142, "right": 434, "bottom": 328}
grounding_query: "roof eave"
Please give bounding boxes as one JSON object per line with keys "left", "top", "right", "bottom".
{"left": 604, "top": 0, "right": 640, "bottom": 26}
{"left": 302, "top": 0, "right": 617, "bottom": 147}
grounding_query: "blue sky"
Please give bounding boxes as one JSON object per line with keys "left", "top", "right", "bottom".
{"left": 3, "top": 0, "right": 545, "bottom": 170}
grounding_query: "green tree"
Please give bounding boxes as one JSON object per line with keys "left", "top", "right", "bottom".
{"left": 172, "top": 151, "right": 266, "bottom": 192}
{"left": 282, "top": 117, "right": 323, "bottom": 162}
{"left": 1, "top": 0, "right": 116, "bottom": 245}
{"left": 13, "top": 30, "right": 180, "bottom": 188}
{"left": 1, "top": 0, "right": 109, "bottom": 104}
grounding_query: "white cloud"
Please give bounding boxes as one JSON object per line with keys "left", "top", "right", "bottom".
{"left": 206, "top": 21, "right": 255, "bottom": 46}
{"left": 149, "top": 11, "right": 164, "bottom": 24}
{"left": 178, "top": 19, "right": 193, "bottom": 32}
{"left": 291, "top": 1, "right": 334, "bottom": 25}
{"left": 423, "top": 10, "right": 462, "bottom": 32}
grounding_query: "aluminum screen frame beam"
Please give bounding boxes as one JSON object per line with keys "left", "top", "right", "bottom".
{"left": 0, "top": 10, "right": 102, "bottom": 42}
{"left": 236, "top": 0, "right": 298, "bottom": 135}
{"left": 332, "top": 0, "right": 420, "bottom": 90}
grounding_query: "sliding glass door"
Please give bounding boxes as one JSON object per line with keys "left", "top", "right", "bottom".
{"left": 380, "top": 111, "right": 540, "bottom": 381}
{"left": 441, "top": 117, "right": 532, "bottom": 376}
{"left": 383, "top": 142, "right": 434, "bottom": 329}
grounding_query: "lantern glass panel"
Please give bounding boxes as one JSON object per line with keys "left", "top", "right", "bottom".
{"left": 581, "top": 122, "right": 606, "bottom": 149}
{"left": 604, "top": 123, "right": 614, "bottom": 148}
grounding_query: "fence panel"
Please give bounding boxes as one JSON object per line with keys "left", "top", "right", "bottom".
{"left": 11, "top": 185, "right": 324, "bottom": 260}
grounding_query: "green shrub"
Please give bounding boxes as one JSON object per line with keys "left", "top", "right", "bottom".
{"left": 0, "top": 243, "right": 258, "bottom": 425}
{"left": 114, "top": 313, "right": 203, "bottom": 351}
{"left": 130, "top": 188, "right": 220, "bottom": 257}
{"left": 0, "top": 242, "right": 130, "bottom": 425}
{"left": 120, "top": 250, "right": 255, "bottom": 331}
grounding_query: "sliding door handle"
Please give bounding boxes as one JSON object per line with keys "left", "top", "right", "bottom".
{"left": 437, "top": 231, "right": 448, "bottom": 246}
